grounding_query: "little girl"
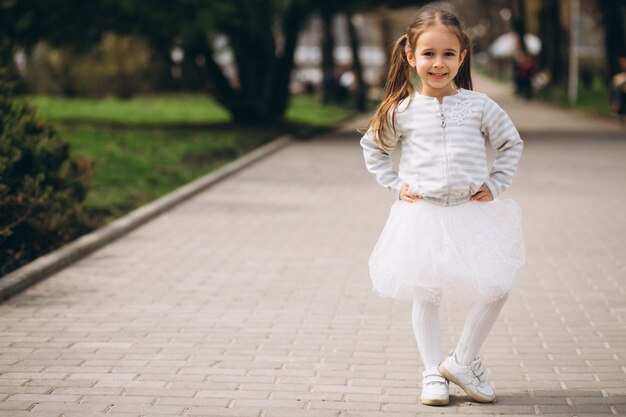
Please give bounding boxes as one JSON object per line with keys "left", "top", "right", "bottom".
{"left": 360, "top": 2, "right": 525, "bottom": 406}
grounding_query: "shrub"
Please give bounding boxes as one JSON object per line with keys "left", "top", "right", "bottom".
{"left": 0, "top": 76, "right": 92, "bottom": 276}
{"left": 21, "top": 34, "right": 160, "bottom": 98}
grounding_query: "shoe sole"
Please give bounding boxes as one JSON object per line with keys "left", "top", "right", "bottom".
{"left": 420, "top": 397, "right": 449, "bottom": 406}
{"left": 438, "top": 365, "right": 495, "bottom": 403}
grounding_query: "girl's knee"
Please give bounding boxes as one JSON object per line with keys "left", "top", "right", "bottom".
{"left": 479, "top": 286, "right": 511, "bottom": 305}
{"left": 412, "top": 287, "right": 443, "bottom": 306}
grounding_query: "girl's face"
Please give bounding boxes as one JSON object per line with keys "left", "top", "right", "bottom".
{"left": 406, "top": 26, "right": 466, "bottom": 99}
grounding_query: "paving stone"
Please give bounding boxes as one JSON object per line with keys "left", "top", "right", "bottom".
{"left": 0, "top": 74, "right": 624, "bottom": 416}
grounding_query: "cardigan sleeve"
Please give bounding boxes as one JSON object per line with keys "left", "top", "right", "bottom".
{"left": 480, "top": 98, "right": 524, "bottom": 199}
{"left": 359, "top": 126, "right": 404, "bottom": 199}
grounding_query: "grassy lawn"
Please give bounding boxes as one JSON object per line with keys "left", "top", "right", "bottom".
{"left": 56, "top": 125, "right": 272, "bottom": 221}
{"left": 28, "top": 94, "right": 354, "bottom": 126}
{"left": 474, "top": 66, "right": 614, "bottom": 116}
{"left": 28, "top": 94, "right": 354, "bottom": 225}
{"left": 537, "top": 80, "right": 613, "bottom": 116}
{"left": 29, "top": 94, "right": 232, "bottom": 125}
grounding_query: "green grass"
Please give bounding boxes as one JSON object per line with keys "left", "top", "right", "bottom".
{"left": 26, "top": 94, "right": 355, "bottom": 126}
{"left": 286, "top": 96, "right": 355, "bottom": 126}
{"left": 537, "top": 79, "right": 613, "bottom": 116}
{"left": 27, "top": 93, "right": 355, "bottom": 224}
{"left": 58, "top": 124, "right": 272, "bottom": 222}
{"left": 27, "top": 94, "right": 232, "bottom": 125}
{"left": 475, "top": 66, "right": 614, "bottom": 116}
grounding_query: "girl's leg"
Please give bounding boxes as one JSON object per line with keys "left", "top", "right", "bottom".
{"left": 438, "top": 289, "right": 510, "bottom": 403}
{"left": 453, "top": 292, "right": 509, "bottom": 365}
{"left": 413, "top": 291, "right": 449, "bottom": 406}
{"left": 411, "top": 293, "right": 443, "bottom": 370}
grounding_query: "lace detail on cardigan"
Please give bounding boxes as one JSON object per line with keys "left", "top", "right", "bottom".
{"left": 449, "top": 97, "right": 473, "bottom": 125}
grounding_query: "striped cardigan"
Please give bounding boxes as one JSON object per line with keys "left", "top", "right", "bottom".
{"left": 360, "top": 89, "right": 523, "bottom": 206}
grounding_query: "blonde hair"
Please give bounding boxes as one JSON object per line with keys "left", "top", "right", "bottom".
{"left": 368, "top": 2, "right": 473, "bottom": 151}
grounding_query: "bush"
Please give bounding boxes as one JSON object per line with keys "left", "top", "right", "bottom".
{"left": 21, "top": 34, "right": 159, "bottom": 98}
{"left": 0, "top": 77, "right": 92, "bottom": 276}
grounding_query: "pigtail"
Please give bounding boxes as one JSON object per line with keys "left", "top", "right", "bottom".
{"left": 368, "top": 35, "right": 414, "bottom": 151}
{"left": 454, "top": 32, "right": 473, "bottom": 90}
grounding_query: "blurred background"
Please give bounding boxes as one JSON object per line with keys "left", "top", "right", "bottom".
{"left": 2, "top": 0, "right": 625, "bottom": 112}
{"left": 1, "top": 0, "right": 625, "bottom": 276}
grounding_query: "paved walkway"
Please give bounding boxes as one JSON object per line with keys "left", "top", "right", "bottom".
{"left": 0, "top": 76, "right": 625, "bottom": 417}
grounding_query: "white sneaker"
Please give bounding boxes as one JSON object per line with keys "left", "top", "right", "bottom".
{"left": 438, "top": 354, "right": 496, "bottom": 403}
{"left": 420, "top": 367, "right": 449, "bottom": 406}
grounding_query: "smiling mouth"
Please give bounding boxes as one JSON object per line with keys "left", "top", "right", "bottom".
{"left": 429, "top": 72, "right": 448, "bottom": 78}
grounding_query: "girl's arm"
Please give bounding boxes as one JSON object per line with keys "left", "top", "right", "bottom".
{"left": 481, "top": 98, "right": 524, "bottom": 199}
{"left": 360, "top": 130, "right": 404, "bottom": 199}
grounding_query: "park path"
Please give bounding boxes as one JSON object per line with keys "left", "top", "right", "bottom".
{"left": 0, "top": 75, "right": 624, "bottom": 416}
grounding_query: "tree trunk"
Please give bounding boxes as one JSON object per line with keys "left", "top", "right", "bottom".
{"left": 0, "top": 50, "right": 23, "bottom": 93}
{"left": 192, "top": 1, "right": 308, "bottom": 126}
{"left": 229, "top": 0, "right": 276, "bottom": 124}
{"left": 598, "top": 0, "right": 626, "bottom": 80}
{"left": 477, "top": 0, "right": 507, "bottom": 46}
{"left": 320, "top": 6, "right": 336, "bottom": 103}
{"left": 177, "top": 35, "right": 240, "bottom": 118}
{"left": 270, "top": 0, "right": 307, "bottom": 122}
{"left": 539, "top": 0, "right": 564, "bottom": 84}
{"left": 178, "top": 32, "right": 275, "bottom": 125}
{"left": 151, "top": 46, "right": 178, "bottom": 92}
{"left": 511, "top": 0, "right": 528, "bottom": 53}
{"left": 379, "top": 10, "right": 393, "bottom": 87}
{"left": 180, "top": 48, "right": 206, "bottom": 92}
{"left": 346, "top": 12, "right": 366, "bottom": 111}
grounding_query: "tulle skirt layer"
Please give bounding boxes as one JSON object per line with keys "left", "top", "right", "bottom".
{"left": 368, "top": 199, "right": 526, "bottom": 303}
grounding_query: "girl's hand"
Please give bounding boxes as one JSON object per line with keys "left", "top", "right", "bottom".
{"left": 470, "top": 183, "right": 494, "bottom": 202}
{"left": 400, "top": 184, "right": 422, "bottom": 203}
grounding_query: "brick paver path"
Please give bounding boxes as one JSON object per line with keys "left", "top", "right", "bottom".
{"left": 1, "top": 76, "right": 625, "bottom": 416}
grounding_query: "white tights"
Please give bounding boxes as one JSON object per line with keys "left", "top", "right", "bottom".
{"left": 411, "top": 291, "right": 509, "bottom": 370}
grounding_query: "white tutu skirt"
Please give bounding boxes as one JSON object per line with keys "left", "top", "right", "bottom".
{"left": 369, "top": 199, "right": 525, "bottom": 303}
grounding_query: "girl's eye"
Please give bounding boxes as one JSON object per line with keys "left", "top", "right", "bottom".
{"left": 445, "top": 52, "right": 456, "bottom": 56}
{"left": 423, "top": 52, "right": 434, "bottom": 56}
